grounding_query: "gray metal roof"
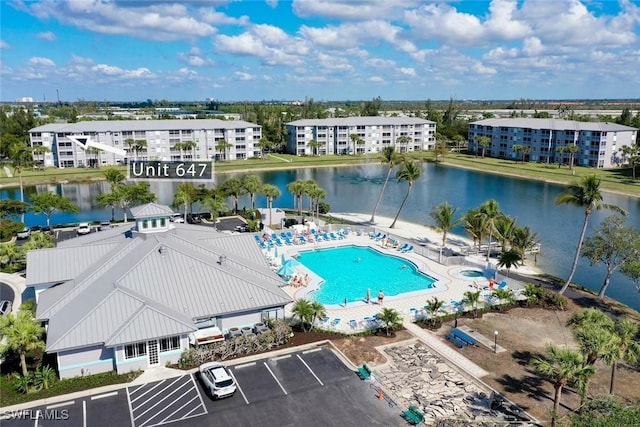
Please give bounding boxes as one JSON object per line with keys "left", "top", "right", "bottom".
{"left": 30, "top": 119, "right": 260, "bottom": 133}
{"left": 130, "top": 203, "right": 175, "bottom": 219}
{"left": 286, "top": 117, "right": 434, "bottom": 127}
{"left": 33, "top": 204, "right": 292, "bottom": 352}
{"left": 470, "top": 118, "right": 637, "bottom": 132}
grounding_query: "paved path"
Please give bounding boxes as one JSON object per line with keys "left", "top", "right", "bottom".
{"left": 402, "top": 320, "right": 489, "bottom": 378}
{"left": 3, "top": 166, "right": 13, "bottom": 178}
{"left": 0, "top": 272, "right": 26, "bottom": 314}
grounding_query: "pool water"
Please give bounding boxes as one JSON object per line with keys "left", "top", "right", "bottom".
{"left": 297, "top": 246, "right": 436, "bottom": 305}
{"left": 459, "top": 270, "right": 484, "bottom": 278}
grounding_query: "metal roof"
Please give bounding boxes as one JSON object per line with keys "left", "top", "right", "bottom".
{"left": 286, "top": 117, "right": 434, "bottom": 127}
{"left": 469, "top": 118, "right": 637, "bottom": 132}
{"left": 33, "top": 204, "right": 292, "bottom": 353}
{"left": 30, "top": 119, "right": 260, "bottom": 133}
{"left": 130, "top": 203, "right": 175, "bottom": 219}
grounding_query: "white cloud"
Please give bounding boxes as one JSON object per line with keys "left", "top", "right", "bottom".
{"left": 234, "top": 71, "right": 255, "bottom": 81}
{"left": 368, "top": 76, "right": 384, "bottom": 82}
{"left": 293, "top": 0, "right": 419, "bottom": 20}
{"left": 365, "top": 58, "right": 396, "bottom": 68}
{"left": 177, "top": 49, "right": 214, "bottom": 67}
{"left": 266, "top": 0, "right": 278, "bottom": 8}
{"left": 28, "top": 57, "right": 56, "bottom": 67}
{"left": 36, "top": 31, "right": 56, "bottom": 41}
{"left": 399, "top": 67, "right": 416, "bottom": 77}
{"left": 0, "top": 40, "right": 10, "bottom": 49}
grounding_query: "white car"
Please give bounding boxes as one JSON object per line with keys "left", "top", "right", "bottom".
{"left": 171, "top": 213, "right": 185, "bottom": 223}
{"left": 198, "top": 362, "right": 237, "bottom": 399}
{"left": 77, "top": 223, "right": 92, "bottom": 235}
{"left": 16, "top": 227, "right": 31, "bottom": 239}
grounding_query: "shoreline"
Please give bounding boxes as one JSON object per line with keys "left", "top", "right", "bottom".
{"left": 2, "top": 158, "right": 638, "bottom": 198}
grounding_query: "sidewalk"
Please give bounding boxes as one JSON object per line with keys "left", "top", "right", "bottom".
{"left": 0, "top": 272, "right": 26, "bottom": 315}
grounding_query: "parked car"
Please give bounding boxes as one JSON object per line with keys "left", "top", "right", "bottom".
{"left": 187, "top": 214, "right": 202, "bottom": 224}
{"left": 0, "top": 300, "right": 12, "bottom": 316}
{"left": 16, "top": 227, "right": 31, "bottom": 239}
{"left": 198, "top": 362, "right": 237, "bottom": 399}
{"left": 41, "top": 226, "right": 54, "bottom": 235}
{"left": 170, "top": 213, "right": 185, "bottom": 223}
{"left": 98, "top": 221, "right": 112, "bottom": 231}
{"left": 77, "top": 223, "right": 92, "bottom": 235}
{"left": 30, "top": 225, "right": 42, "bottom": 233}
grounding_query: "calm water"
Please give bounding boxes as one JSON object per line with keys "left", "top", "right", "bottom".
{"left": 1, "top": 163, "right": 639, "bottom": 310}
{"left": 298, "top": 246, "right": 436, "bottom": 305}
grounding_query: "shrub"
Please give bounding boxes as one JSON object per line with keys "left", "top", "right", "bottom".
{"left": 318, "top": 202, "right": 331, "bottom": 214}
{"left": 33, "top": 365, "right": 57, "bottom": 391}
{"left": 0, "top": 220, "right": 23, "bottom": 242}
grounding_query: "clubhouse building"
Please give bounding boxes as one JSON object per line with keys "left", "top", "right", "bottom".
{"left": 285, "top": 117, "right": 436, "bottom": 155}
{"left": 468, "top": 118, "right": 638, "bottom": 168}
{"left": 28, "top": 119, "right": 262, "bottom": 168}
{"left": 27, "top": 204, "right": 291, "bottom": 378}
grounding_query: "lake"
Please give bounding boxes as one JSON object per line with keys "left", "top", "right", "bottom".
{"left": 2, "top": 163, "right": 639, "bottom": 311}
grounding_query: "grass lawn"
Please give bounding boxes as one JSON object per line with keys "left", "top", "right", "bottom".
{"left": 1, "top": 153, "right": 639, "bottom": 197}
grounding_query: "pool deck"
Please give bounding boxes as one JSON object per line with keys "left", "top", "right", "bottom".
{"left": 264, "top": 213, "right": 528, "bottom": 333}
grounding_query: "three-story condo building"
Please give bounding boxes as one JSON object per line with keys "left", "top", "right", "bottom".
{"left": 29, "top": 119, "right": 262, "bottom": 168}
{"left": 285, "top": 117, "right": 436, "bottom": 156}
{"left": 468, "top": 118, "right": 637, "bottom": 168}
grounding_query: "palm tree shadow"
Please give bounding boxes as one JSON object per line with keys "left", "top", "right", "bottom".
{"left": 496, "top": 372, "right": 547, "bottom": 404}
{"left": 512, "top": 350, "right": 536, "bottom": 366}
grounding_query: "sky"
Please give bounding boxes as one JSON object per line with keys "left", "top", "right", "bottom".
{"left": 1, "top": 0, "right": 639, "bottom": 102}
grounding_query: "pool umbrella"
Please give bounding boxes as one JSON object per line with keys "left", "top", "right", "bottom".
{"left": 274, "top": 247, "right": 278, "bottom": 258}
{"left": 277, "top": 263, "right": 297, "bottom": 277}
{"left": 283, "top": 258, "right": 301, "bottom": 268}
{"left": 366, "top": 289, "right": 371, "bottom": 303}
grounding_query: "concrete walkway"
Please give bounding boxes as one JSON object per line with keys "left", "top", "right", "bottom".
{"left": 3, "top": 166, "right": 13, "bottom": 178}
{"left": 402, "top": 320, "right": 489, "bottom": 378}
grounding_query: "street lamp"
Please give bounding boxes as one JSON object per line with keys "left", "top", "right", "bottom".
{"left": 494, "top": 330, "right": 499, "bottom": 353}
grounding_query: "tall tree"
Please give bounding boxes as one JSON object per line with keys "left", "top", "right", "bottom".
{"left": 242, "top": 174, "right": 262, "bottom": 210}
{"left": 565, "top": 144, "right": 580, "bottom": 171}
{"left": 182, "top": 140, "right": 197, "bottom": 159}
{"left": 620, "top": 144, "right": 639, "bottom": 179}
{"left": 581, "top": 215, "right": 640, "bottom": 298}
{"left": 308, "top": 186, "right": 327, "bottom": 222}
{"left": 555, "top": 176, "right": 627, "bottom": 295}
{"left": 531, "top": 346, "right": 596, "bottom": 427}
{"left": 389, "top": 160, "right": 422, "bottom": 229}
{"left": 309, "top": 301, "right": 326, "bottom": 331}
{"left": 555, "top": 146, "right": 566, "bottom": 168}
{"left": 307, "top": 139, "right": 321, "bottom": 156}
{"left": 463, "top": 290, "right": 482, "bottom": 318}
{"left": 261, "top": 184, "right": 281, "bottom": 228}
{"left": 9, "top": 143, "right": 32, "bottom": 223}
{"left": 425, "top": 297, "right": 445, "bottom": 326}
{"left": 287, "top": 180, "right": 307, "bottom": 215}
{"left": 31, "top": 145, "right": 50, "bottom": 167}
{"left": 510, "top": 226, "right": 539, "bottom": 265}
{"left": 430, "top": 202, "right": 461, "bottom": 247}
{"left": 349, "top": 133, "right": 362, "bottom": 156}
{"left": 477, "top": 199, "right": 503, "bottom": 261}
{"left": 497, "top": 250, "right": 521, "bottom": 276}
{"left": 494, "top": 215, "right": 516, "bottom": 252}
{"left": 173, "top": 183, "right": 196, "bottom": 222}
{"left": 215, "top": 140, "right": 233, "bottom": 161}
{"left": 0, "top": 310, "right": 46, "bottom": 376}
{"left": 463, "top": 208, "right": 488, "bottom": 251}
{"left": 601, "top": 317, "right": 640, "bottom": 395}
{"left": 369, "top": 146, "right": 400, "bottom": 223}
{"left": 474, "top": 135, "right": 491, "bottom": 158}
{"left": 291, "top": 299, "right": 314, "bottom": 332}
{"left": 30, "top": 192, "right": 80, "bottom": 226}
{"left": 201, "top": 195, "right": 229, "bottom": 224}
{"left": 116, "top": 182, "right": 156, "bottom": 222}
{"left": 218, "top": 177, "right": 245, "bottom": 213}
{"left": 395, "top": 135, "right": 411, "bottom": 153}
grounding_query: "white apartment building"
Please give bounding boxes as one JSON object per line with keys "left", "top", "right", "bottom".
{"left": 285, "top": 117, "right": 436, "bottom": 156}
{"left": 29, "top": 119, "right": 262, "bottom": 168}
{"left": 468, "top": 118, "right": 638, "bottom": 168}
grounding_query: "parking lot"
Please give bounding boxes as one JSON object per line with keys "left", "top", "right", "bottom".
{"left": 1, "top": 346, "right": 403, "bottom": 427}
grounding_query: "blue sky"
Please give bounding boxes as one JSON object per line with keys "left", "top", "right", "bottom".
{"left": 1, "top": 0, "right": 639, "bottom": 102}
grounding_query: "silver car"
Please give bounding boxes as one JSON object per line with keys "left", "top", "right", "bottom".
{"left": 198, "top": 362, "right": 237, "bottom": 399}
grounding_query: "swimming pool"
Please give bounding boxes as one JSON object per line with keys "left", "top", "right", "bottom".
{"left": 297, "top": 246, "right": 436, "bottom": 305}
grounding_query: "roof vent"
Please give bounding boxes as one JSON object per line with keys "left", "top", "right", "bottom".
{"left": 218, "top": 255, "right": 227, "bottom": 265}
{"left": 159, "top": 245, "right": 168, "bottom": 255}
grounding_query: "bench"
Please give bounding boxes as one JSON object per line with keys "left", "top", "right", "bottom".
{"left": 446, "top": 332, "right": 467, "bottom": 348}
{"left": 451, "top": 328, "right": 478, "bottom": 346}
{"left": 402, "top": 405, "right": 425, "bottom": 425}
{"left": 357, "top": 364, "right": 373, "bottom": 380}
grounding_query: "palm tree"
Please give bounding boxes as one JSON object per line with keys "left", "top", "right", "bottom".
{"left": 510, "top": 226, "right": 539, "bottom": 265}
{"left": 512, "top": 144, "right": 530, "bottom": 163}
{"left": 555, "top": 146, "right": 566, "bottom": 168}
{"left": 97, "top": 192, "right": 121, "bottom": 222}
{"left": 555, "top": 175, "right": 626, "bottom": 294}
{"left": 309, "top": 301, "right": 326, "bottom": 330}
{"left": 378, "top": 308, "right": 403, "bottom": 336}
{"left": 182, "top": 140, "right": 197, "bottom": 159}
{"left": 463, "top": 208, "right": 488, "bottom": 251}
{"left": 261, "top": 184, "right": 281, "bottom": 228}
{"left": 9, "top": 143, "right": 32, "bottom": 223}
{"left": 565, "top": 144, "right": 580, "bottom": 171}
{"left": 494, "top": 215, "right": 516, "bottom": 252}
{"left": 174, "top": 141, "right": 186, "bottom": 160}
{"left": 201, "top": 195, "right": 229, "bottom": 224}
{"left": 497, "top": 250, "right": 521, "bottom": 276}
{"left": 219, "top": 177, "right": 245, "bottom": 213}
{"left": 395, "top": 135, "right": 411, "bottom": 153}
{"left": 463, "top": 290, "right": 482, "bottom": 318}
{"left": 430, "top": 202, "right": 461, "bottom": 247}
{"left": 215, "top": 139, "right": 233, "bottom": 161}
{"left": 425, "top": 297, "right": 446, "bottom": 326}
{"left": 390, "top": 160, "right": 422, "bottom": 229}
{"left": 291, "top": 299, "right": 314, "bottom": 332}
{"left": 256, "top": 137, "right": 274, "bottom": 159}
{"left": 0, "top": 310, "right": 45, "bottom": 376}
{"left": 101, "top": 167, "right": 127, "bottom": 220}
{"left": 308, "top": 186, "right": 327, "bottom": 222}
{"left": 173, "top": 183, "right": 194, "bottom": 222}
{"left": 474, "top": 135, "right": 491, "bottom": 158}
{"left": 477, "top": 199, "right": 503, "bottom": 261}
{"left": 103, "top": 168, "right": 125, "bottom": 189}
{"left": 31, "top": 145, "right": 50, "bottom": 168}
{"left": 287, "top": 180, "right": 306, "bottom": 215}
{"left": 601, "top": 317, "right": 640, "bottom": 395}
{"left": 492, "top": 288, "right": 514, "bottom": 309}
{"left": 369, "top": 146, "right": 400, "bottom": 223}
{"left": 531, "top": 345, "right": 595, "bottom": 427}
{"left": 132, "top": 139, "right": 147, "bottom": 161}
{"left": 349, "top": 133, "right": 362, "bottom": 155}
{"left": 242, "top": 174, "right": 262, "bottom": 210}
{"left": 307, "top": 139, "right": 321, "bottom": 156}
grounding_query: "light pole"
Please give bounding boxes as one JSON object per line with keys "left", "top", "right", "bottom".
{"left": 494, "top": 330, "right": 499, "bottom": 353}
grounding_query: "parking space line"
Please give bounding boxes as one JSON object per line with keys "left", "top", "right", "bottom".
{"left": 271, "top": 354, "right": 291, "bottom": 361}
{"left": 83, "top": 400, "right": 87, "bottom": 427}
{"left": 182, "top": 401, "right": 207, "bottom": 419}
{"left": 91, "top": 391, "right": 118, "bottom": 400}
{"left": 263, "top": 362, "right": 287, "bottom": 395}
{"left": 158, "top": 395, "right": 199, "bottom": 425}
{"left": 228, "top": 370, "right": 250, "bottom": 405}
{"left": 302, "top": 348, "right": 322, "bottom": 354}
{"left": 129, "top": 379, "right": 168, "bottom": 401}
{"left": 297, "top": 354, "right": 324, "bottom": 386}
{"left": 46, "top": 401, "right": 74, "bottom": 409}
{"left": 235, "top": 362, "right": 256, "bottom": 369}
{"left": 134, "top": 378, "right": 191, "bottom": 421}
{"left": 138, "top": 384, "right": 196, "bottom": 427}
{"left": 190, "top": 374, "right": 208, "bottom": 415}
{"left": 34, "top": 410, "right": 40, "bottom": 427}
{"left": 126, "top": 387, "right": 136, "bottom": 427}
{"left": 131, "top": 377, "right": 183, "bottom": 403}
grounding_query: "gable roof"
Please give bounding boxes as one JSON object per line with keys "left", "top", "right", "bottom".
{"left": 130, "top": 203, "right": 175, "bottom": 219}
{"left": 33, "top": 205, "right": 292, "bottom": 353}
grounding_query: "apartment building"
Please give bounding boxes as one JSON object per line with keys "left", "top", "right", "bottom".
{"left": 285, "top": 117, "right": 436, "bottom": 156}
{"left": 29, "top": 119, "right": 262, "bottom": 167}
{"left": 468, "top": 118, "right": 637, "bottom": 168}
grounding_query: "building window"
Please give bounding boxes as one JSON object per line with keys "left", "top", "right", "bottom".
{"left": 160, "top": 218, "right": 166, "bottom": 227}
{"left": 151, "top": 219, "right": 157, "bottom": 228}
{"left": 142, "top": 220, "right": 149, "bottom": 229}
{"left": 159, "top": 336, "right": 180, "bottom": 352}
{"left": 124, "top": 342, "right": 147, "bottom": 359}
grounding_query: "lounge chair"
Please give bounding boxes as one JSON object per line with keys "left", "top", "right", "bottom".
{"left": 375, "top": 233, "right": 386, "bottom": 241}
{"left": 284, "top": 238, "right": 293, "bottom": 246}
{"left": 331, "top": 318, "right": 341, "bottom": 328}
{"left": 371, "top": 232, "right": 382, "bottom": 240}
{"left": 349, "top": 319, "right": 357, "bottom": 329}
{"left": 499, "top": 281, "right": 508, "bottom": 289}
{"left": 274, "top": 238, "right": 283, "bottom": 246}
{"left": 329, "top": 232, "right": 339, "bottom": 240}
{"left": 254, "top": 235, "right": 262, "bottom": 244}
{"left": 398, "top": 243, "right": 409, "bottom": 251}
{"left": 258, "top": 241, "right": 267, "bottom": 249}
{"left": 286, "top": 231, "right": 293, "bottom": 239}
{"left": 299, "top": 235, "right": 308, "bottom": 244}
{"left": 322, "top": 232, "right": 331, "bottom": 241}
{"left": 402, "top": 245, "right": 414, "bottom": 253}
